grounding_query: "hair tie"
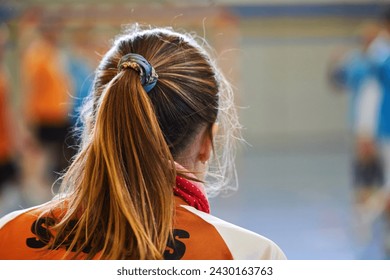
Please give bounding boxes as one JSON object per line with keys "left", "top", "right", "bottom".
{"left": 118, "top": 53, "right": 158, "bottom": 93}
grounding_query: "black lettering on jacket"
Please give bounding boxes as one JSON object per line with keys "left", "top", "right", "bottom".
{"left": 164, "top": 229, "right": 190, "bottom": 260}
{"left": 26, "top": 218, "right": 190, "bottom": 258}
{"left": 26, "top": 217, "right": 55, "bottom": 249}
{"left": 26, "top": 218, "right": 92, "bottom": 253}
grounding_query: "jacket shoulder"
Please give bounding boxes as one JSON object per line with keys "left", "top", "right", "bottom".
{"left": 177, "top": 204, "right": 286, "bottom": 260}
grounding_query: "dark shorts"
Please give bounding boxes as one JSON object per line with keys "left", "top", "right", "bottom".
{"left": 0, "top": 160, "right": 18, "bottom": 188}
{"left": 33, "top": 122, "right": 79, "bottom": 177}
{"left": 35, "top": 123, "right": 73, "bottom": 145}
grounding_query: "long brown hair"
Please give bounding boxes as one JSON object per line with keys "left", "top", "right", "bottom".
{"left": 39, "top": 25, "right": 240, "bottom": 259}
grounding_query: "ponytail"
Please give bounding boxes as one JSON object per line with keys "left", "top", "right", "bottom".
{"left": 41, "top": 63, "right": 175, "bottom": 260}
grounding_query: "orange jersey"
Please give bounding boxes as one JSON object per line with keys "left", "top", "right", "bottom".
{"left": 22, "top": 38, "right": 72, "bottom": 125}
{"left": 0, "top": 197, "right": 286, "bottom": 260}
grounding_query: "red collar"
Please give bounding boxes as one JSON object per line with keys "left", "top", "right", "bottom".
{"left": 174, "top": 176, "right": 210, "bottom": 214}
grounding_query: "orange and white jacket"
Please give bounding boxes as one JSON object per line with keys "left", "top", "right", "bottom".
{"left": 0, "top": 197, "right": 286, "bottom": 260}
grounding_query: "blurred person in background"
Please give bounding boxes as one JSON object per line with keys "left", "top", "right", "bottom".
{"left": 328, "top": 7, "right": 390, "bottom": 258}
{"left": 0, "top": 25, "right": 285, "bottom": 260}
{"left": 0, "top": 23, "right": 21, "bottom": 213}
{"left": 328, "top": 21, "right": 383, "bottom": 195}
{"left": 20, "top": 15, "right": 74, "bottom": 203}
{"left": 327, "top": 20, "right": 386, "bottom": 258}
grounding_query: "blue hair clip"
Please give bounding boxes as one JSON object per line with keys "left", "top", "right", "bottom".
{"left": 118, "top": 53, "right": 158, "bottom": 93}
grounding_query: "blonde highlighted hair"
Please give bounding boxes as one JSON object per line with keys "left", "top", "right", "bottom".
{"left": 38, "top": 25, "right": 241, "bottom": 259}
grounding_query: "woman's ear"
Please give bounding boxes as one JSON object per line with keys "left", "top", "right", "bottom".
{"left": 212, "top": 122, "right": 219, "bottom": 138}
{"left": 198, "top": 123, "right": 218, "bottom": 163}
